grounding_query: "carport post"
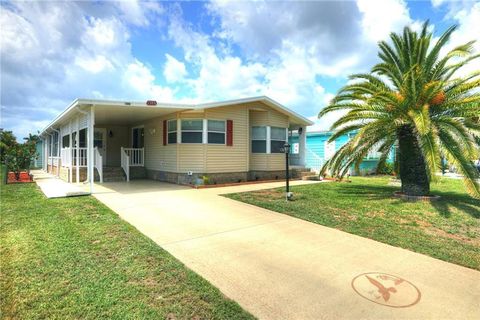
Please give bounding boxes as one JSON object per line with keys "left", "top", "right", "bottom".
{"left": 69, "top": 120, "right": 73, "bottom": 183}
{"left": 284, "top": 143, "right": 292, "bottom": 201}
{"left": 76, "top": 116, "right": 80, "bottom": 184}
{"left": 88, "top": 106, "right": 95, "bottom": 193}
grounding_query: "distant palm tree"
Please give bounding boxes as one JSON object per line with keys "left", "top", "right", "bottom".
{"left": 318, "top": 21, "right": 480, "bottom": 198}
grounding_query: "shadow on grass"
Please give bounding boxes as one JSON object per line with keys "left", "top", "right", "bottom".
{"left": 308, "top": 182, "right": 480, "bottom": 220}
{"left": 430, "top": 191, "right": 480, "bottom": 219}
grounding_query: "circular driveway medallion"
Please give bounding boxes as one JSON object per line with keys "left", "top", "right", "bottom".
{"left": 351, "top": 272, "right": 421, "bottom": 308}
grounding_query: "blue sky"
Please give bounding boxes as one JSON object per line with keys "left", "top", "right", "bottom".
{"left": 1, "top": 0, "right": 479, "bottom": 139}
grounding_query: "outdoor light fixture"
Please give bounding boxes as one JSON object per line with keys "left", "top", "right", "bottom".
{"left": 149, "top": 128, "right": 156, "bottom": 136}
{"left": 298, "top": 127, "right": 303, "bottom": 135}
{"left": 109, "top": 130, "right": 113, "bottom": 138}
{"left": 284, "top": 143, "right": 293, "bottom": 201}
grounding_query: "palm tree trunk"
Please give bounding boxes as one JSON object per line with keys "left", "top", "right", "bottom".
{"left": 397, "top": 125, "right": 430, "bottom": 196}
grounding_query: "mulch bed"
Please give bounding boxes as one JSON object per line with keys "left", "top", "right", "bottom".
{"left": 7, "top": 172, "right": 34, "bottom": 184}
{"left": 188, "top": 178, "right": 302, "bottom": 189}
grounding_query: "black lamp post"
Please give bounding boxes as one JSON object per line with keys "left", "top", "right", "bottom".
{"left": 284, "top": 143, "right": 292, "bottom": 201}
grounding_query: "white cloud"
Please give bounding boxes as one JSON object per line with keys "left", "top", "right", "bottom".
{"left": 75, "top": 55, "right": 114, "bottom": 74}
{"left": 115, "top": 0, "right": 164, "bottom": 27}
{"left": 0, "top": 1, "right": 170, "bottom": 139}
{"left": 357, "top": 0, "right": 412, "bottom": 42}
{"left": 124, "top": 60, "right": 175, "bottom": 100}
{"left": 442, "top": 2, "right": 480, "bottom": 78}
{"left": 163, "top": 54, "right": 187, "bottom": 83}
{"left": 431, "top": 0, "right": 447, "bottom": 8}
{"left": 167, "top": 16, "right": 267, "bottom": 101}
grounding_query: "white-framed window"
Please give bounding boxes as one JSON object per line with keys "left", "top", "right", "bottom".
{"left": 181, "top": 119, "right": 203, "bottom": 143}
{"left": 207, "top": 120, "right": 226, "bottom": 144}
{"left": 270, "top": 127, "right": 287, "bottom": 153}
{"left": 167, "top": 119, "right": 177, "bottom": 144}
{"left": 251, "top": 126, "right": 267, "bottom": 153}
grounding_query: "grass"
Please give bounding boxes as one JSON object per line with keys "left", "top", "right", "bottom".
{"left": 0, "top": 180, "right": 253, "bottom": 319}
{"left": 226, "top": 176, "right": 480, "bottom": 270}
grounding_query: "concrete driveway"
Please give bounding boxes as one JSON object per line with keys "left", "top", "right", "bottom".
{"left": 91, "top": 180, "right": 480, "bottom": 320}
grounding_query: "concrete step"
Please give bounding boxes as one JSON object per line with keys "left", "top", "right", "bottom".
{"left": 95, "top": 167, "right": 126, "bottom": 182}
{"left": 299, "top": 171, "right": 314, "bottom": 177}
{"left": 103, "top": 176, "right": 126, "bottom": 182}
{"left": 302, "top": 174, "right": 321, "bottom": 181}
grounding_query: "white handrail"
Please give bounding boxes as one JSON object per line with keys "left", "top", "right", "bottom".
{"left": 122, "top": 148, "right": 144, "bottom": 166}
{"left": 121, "top": 147, "right": 130, "bottom": 182}
{"left": 72, "top": 148, "right": 88, "bottom": 167}
{"left": 94, "top": 147, "right": 103, "bottom": 183}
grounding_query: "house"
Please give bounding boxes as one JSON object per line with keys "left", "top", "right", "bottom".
{"left": 34, "top": 139, "right": 43, "bottom": 168}
{"left": 288, "top": 131, "right": 396, "bottom": 175}
{"left": 38, "top": 96, "right": 313, "bottom": 191}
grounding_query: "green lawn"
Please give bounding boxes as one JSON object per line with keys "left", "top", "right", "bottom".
{"left": 226, "top": 176, "right": 480, "bottom": 270}
{"left": 0, "top": 182, "right": 253, "bottom": 319}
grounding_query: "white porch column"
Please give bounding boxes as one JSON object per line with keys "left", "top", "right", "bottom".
{"left": 76, "top": 117, "right": 80, "bottom": 184}
{"left": 69, "top": 121, "right": 73, "bottom": 183}
{"left": 49, "top": 133, "right": 54, "bottom": 174}
{"left": 43, "top": 137, "right": 48, "bottom": 171}
{"left": 299, "top": 126, "right": 307, "bottom": 167}
{"left": 54, "top": 129, "right": 60, "bottom": 177}
{"left": 88, "top": 106, "right": 95, "bottom": 193}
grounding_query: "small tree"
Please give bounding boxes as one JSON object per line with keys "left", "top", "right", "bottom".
{"left": 4, "top": 137, "right": 37, "bottom": 181}
{"left": 0, "top": 130, "right": 18, "bottom": 163}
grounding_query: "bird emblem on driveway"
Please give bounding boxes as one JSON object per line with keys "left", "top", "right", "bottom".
{"left": 365, "top": 275, "right": 397, "bottom": 301}
{"left": 351, "top": 272, "right": 421, "bottom": 308}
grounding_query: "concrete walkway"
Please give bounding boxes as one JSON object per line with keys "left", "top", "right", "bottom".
{"left": 32, "top": 170, "right": 89, "bottom": 198}
{"left": 89, "top": 180, "right": 479, "bottom": 320}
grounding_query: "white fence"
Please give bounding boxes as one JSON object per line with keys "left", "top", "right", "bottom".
{"left": 123, "top": 148, "right": 144, "bottom": 166}
{"left": 121, "top": 147, "right": 130, "bottom": 182}
{"left": 94, "top": 147, "right": 103, "bottom": 183}
{"left": 58, "top": 148, "right": 88, "bottom": 167}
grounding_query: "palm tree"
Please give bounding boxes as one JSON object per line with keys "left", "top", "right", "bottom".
{"left": 318, "top": 21, "right": 480, "bottom": 198}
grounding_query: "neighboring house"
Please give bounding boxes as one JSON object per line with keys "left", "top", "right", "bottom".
{"left": 38, "top": 96, "right": 313, "bottom": 190}
{"left": 34, "top": 139, "right": 43, "bottom": 168}
{"left": 289, "top": 131, "right": 395, "bottom": 175}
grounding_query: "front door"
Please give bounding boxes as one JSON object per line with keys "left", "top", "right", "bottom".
{"left": 132, "top": 126, "right": 144, "bottom": 148}
{"left": 94, "top": 128, "right": 107, "bottom": 166}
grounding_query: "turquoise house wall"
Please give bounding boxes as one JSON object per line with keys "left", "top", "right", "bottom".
{"left": 289, "top": 131, "right": 395, "bottom": 174}
{"left": 34, "top": 140, "right": 43, "bottom": 168}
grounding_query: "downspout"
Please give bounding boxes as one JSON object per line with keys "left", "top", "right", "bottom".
{"left": 50, "top": 127, "right": 60, "bottom": 177}
{"left": 76, "top": 106, "right": 92, "bottom": 192}
{"left": 77, "top": 105, "right": 94, "bottom": 194}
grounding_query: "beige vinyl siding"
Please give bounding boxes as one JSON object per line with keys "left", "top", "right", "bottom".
{"left": 249, "top": 106, "right": 289, "bottom": 171}
{"left": 176, "top": 105, "right": 249, "bottom": 173}
{"left": 205, "top": 105, "right": 248, "bottom": 173}
{"left": 138, "top": 101, "right": 290, "bottom": 174}
{"left": 177, "top": 113, "right": 205, "bottom": 173}
{"left": 178, "top": 144, "right": 205, "bottom": 172}
{"left": 143, "top": 116, "right": 177, "bottom": 172}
